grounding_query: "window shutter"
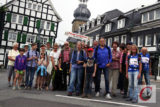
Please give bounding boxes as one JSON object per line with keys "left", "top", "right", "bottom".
{"left": 6, "top": 13, "right": 12, "bottom": 22}
{"left": 51, "top": 23, "right": 55, "bottom": 31}
{"left": 22, "top": 34, "right": 27, "bottom": 43}
{"left": 49, "top": 37, "right": 52, "bottom": 45}
{"left": 4, "top": 30, "right": 8, "bottom": 40}
{"left": 23, "top": 16, "right": 28, "bottom": 26}
{"left": 17, "top": 32, "right": 21, "bottom": 42}
{"left": 36, "top": 20, "right": 41, "bottom": 29}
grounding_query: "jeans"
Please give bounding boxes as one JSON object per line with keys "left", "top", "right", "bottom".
{"left": 138, "top": 70, "right": 150, "bottom": 85}
{"left": 25, "top": 66, "right": 36, "bottom": 87}
{"left": 95, "top": 67, "right": 109, "bottom": 94}
{"left": 84, "top": 73, "right": 93, "bottom": 95}
{"left": 68, "top": 67, "right": 83, "bottom": 93}
{"left": 128, "top": 71, "right": 139, "bottom": 100}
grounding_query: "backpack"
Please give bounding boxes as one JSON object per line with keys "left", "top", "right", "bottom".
{"left": 27, "top": 50, "right": 38, "bottom": 58}
{"left": 94, "top": 45, "right": 111, "bottom": 62}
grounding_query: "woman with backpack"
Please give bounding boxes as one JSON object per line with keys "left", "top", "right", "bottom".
{"left": 126, "top": 44, "right": 142, "bottom": 103}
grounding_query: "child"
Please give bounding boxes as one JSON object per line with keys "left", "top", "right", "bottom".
{"left": 82, "top": 48, "right": 96, "bottom": 98}
{"left": 36, "top": 53, "right": 47, "bottom": 90}
{"left": 13, "top": 48, "right": 27, "bottom": 90}
{"left": 126, "top": 45, "right": 142, "bottom": 103}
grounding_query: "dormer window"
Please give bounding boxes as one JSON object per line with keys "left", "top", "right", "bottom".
{"left": 91, "top": 19, "right": 95, "bottom": 28}
{"left": 105, "top": 23, "right": 112, "bottom": 32}
{"left": 97, "top": 16, "right": 101, "bottom": 25}
{"left": 87, "top": 21, "right": 90, "bottom": 30}
{"left": 117, "top": 18, "right": 125, "bottom": 29}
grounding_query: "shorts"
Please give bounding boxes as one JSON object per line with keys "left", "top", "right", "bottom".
{"left": 8, "top": 65, "right": 15, "bottom": 79}
{"left": 17, "top": 70, "right": 24, "bottom": 75}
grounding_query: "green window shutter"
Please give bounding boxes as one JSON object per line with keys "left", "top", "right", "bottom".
{"left": 36, "top": 20, "right": 41, "bottom": 29}
{"left": 23, "top": 16, "right": 28, "bottom": 26}
{"left": 6, "top": 13, "right": 12, "bottom": 22}
{"left": 22, "top": 34, "right": 27, "bottom": 43}
{"left": 4, "top": 30, "right": 8, "bottom": 40}
{"left": 17, "top": 32, "right": 21, "bottom": 42}
{"left": 51, "top": 23, "right": 55, "bottom": 31}
{"left": 49, "top": 38, "right": 53, "bottom": 45}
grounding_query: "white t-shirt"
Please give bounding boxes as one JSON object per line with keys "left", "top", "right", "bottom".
{"left": 50, "top": 50, "right": 61, "bottom": 66}
{"left": 8, "top": 49, "right": 19, "bottom": 66}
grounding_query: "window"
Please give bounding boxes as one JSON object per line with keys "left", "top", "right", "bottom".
{"left": 40, "top": 37, "right": 48, "bottom": 44}
{"left": 28, "top": 2, "right": 32, "bottom": 9}
{"left": 18, "top": 15, "right": 23, "bottom": 24}
{"left": 33, "top": 4, "right": 37, "bottom": 10}
{"left": 97, "top": 16, "right": 101, "bottom": 25}
{"left": 149, "top": 11, "right": 154, "bottom": 21}
{"left": 27, "top": 35, "right": 35, "bottom": 43}
{"left": 138, "top": 36, "right": 143, "bottom": 47}
{"left": 11, "top": 14, "right": 17, "bottom": 23}
{"left": 114, "top": 36, "right": 119, "bottom": 42}
{"left": 87, "top": 21, "right": 90, "bottom": 30}
{"left": 91, "top": 20, "right": 95, "bottom": 27}
{"left": 156, "top": 9, "right": 160, "bottom": 19}
{"left": 105, "top": 23, "right": 112, "bottom": 32}
{"left": 142, "top": 12, "right": 148, "bottom": 23}
{"left": 40, "top": 20, "right": 45, "bottom": 29}
{"left": 131, "top": 37, "right": 137, "bottom": 45}
{"left": 8, "top": 32, "right": 17, "bottom": 41}
{"left": 154, "top": 33, "right": 160, "bottom": 45}
{"left": 121, "top": 35, "right": 126, "bottom": 44}
{"left": 37, "top": 5, "right": 42, "bottom": 11}
{"left": 108, "top": 38, "right": 112, "bottom": 47}
{"left": 95, "top": 35, "right": 99, "bottom": 41}
{"left": 145, "top": 35, "right": 152, "bottom": 46}
{"left": 117, "top": 19, "right": 125, "bottom": 29}
{"left": 46, "top": 22, "right": 50, "bottom": 30}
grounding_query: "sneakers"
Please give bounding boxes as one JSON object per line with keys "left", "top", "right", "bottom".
{"left": 95, "top": 92, "right": 100, "bottom": 97}
{"left": 12, "top": 86, "right": 16, "bottom": 90}
{"left": 18, "top": 86, "right": 21, "bottom": 90}
{"left": 132, "top": 99, "right": 137, "bottom": 103}
{"left": 105, "top": 93, "right": 112, "bottom": 100}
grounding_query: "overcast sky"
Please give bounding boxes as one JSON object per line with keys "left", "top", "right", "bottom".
{"left": 0, "top": 0, "right": 157, "bottom": 44}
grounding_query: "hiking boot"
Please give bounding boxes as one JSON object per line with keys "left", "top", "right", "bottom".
{"left": 87, "top": 94, "right": 92, "bottom": 99}
{"left": 81, "top": 94, "right": 87, "bottom": 98}
{"left": 67, "top": 92, "right": 72, "bottom": 96}
{"left": 76, "top": 92, "right": 80, "bottom": 96}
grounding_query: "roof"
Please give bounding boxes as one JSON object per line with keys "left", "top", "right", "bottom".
{"left": 102, "top": 9, "right": 124, "bottom": 23}
{"left": 2, "top": 0, "right": 62, "bottom": 22}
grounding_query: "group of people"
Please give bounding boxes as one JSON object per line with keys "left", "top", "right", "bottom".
{"left": 7, "top": 37, "right": 151, "bottom": 103}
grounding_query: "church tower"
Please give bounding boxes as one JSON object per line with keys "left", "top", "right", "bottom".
{"left": 72, "top": 0, "right": 91, "bottom": 33}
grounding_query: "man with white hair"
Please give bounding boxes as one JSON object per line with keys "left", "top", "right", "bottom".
{"left": 139, "top": 47, "right": 151, "bottom": 86}
{"left": 8, "top": 42, "right": 19, "bottom": 87}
